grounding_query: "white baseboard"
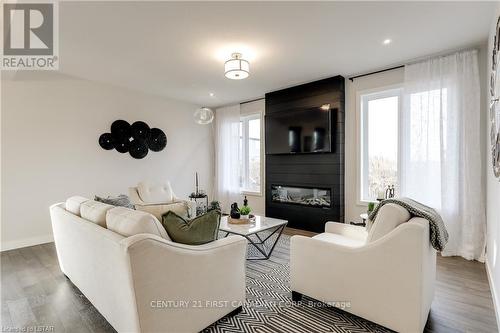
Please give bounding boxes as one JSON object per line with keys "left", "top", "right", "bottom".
{"left": 485, "top": 257, "right": 500, "bottom": 330}
{"left": 1, "top": 234, "right": 54, "bottom": 252}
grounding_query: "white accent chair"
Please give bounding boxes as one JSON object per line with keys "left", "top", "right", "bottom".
{"left": 51, "top": 196, "right": 247, "bottom": 333}
{"left": 290, "top": 203, "right": 436, "bottom": 333}
{"left": 129, "top": 180, "right": 196, "bottom": 220}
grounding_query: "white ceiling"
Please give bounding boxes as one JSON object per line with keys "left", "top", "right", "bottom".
{"left": 56, "top": 1, "right": 495, "bottom": 107}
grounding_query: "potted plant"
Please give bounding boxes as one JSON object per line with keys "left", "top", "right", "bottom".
{"left": 239, "top": 206, "right": 251, "bottom": 219}
{"left": 367, "top": 202, "right": 375, "bottom": 214}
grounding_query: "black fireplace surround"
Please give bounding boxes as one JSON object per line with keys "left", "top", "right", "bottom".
{"left": 265, "top": 76, "right": 345, "bottom": 233}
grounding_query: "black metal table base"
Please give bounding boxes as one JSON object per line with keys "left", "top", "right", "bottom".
{"left": 223, "top": 224, "right": 286, "bottom": 260}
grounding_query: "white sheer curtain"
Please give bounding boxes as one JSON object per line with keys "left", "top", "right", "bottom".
{"left": 215, "top": 104, "right": 241, "bottom": 213}
{"left": 401, "top": 49, "right": 486, "bottom": 261}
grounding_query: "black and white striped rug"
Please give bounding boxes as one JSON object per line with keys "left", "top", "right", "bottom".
{"left": 204, "top": 233, "right": 391, "bottom": 333}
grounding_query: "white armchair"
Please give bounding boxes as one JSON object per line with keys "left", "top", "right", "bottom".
{"left": 129, "top": 180, "right": 196, "bottom": 220}
{"left": 290, "top": 204, "right": 436, "bottom": 333}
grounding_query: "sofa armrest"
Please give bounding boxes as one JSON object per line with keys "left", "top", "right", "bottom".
{"left": 121, "top": 234, "right": 247, "bottom": 332}
{"left": 324, "top": 221, "right": 368, "bottom": 241}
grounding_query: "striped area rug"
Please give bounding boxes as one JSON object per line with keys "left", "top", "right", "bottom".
{"left": 203, "top": 233, "right": 391, "bottom": 333}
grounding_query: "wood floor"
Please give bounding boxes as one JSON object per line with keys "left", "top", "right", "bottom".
{"left": 1, "top": 240, "right": 498, "bottom": 333}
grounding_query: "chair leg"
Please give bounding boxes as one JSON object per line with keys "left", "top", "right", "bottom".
{"left": 228, "top": 306, "right": 242, "bottom": 317}
{"left": 292, "top": 291, "right": 303, "bottom": 302}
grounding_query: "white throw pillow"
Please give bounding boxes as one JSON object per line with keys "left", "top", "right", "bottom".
{"left": 80, "top": 200, "right": 114, "bottom": 228}
{"left": 137, "top": 180, "right": 174, "bottom": 204}
{"left": 106, "top": 206, "right": 170, "bottom": 240}
{"left": 65, "top": 196, "right": 89, "bottom": 216}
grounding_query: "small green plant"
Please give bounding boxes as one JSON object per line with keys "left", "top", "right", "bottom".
{"left": 239, "top": 206, "right": 251, "bottom": 215}
{"left": 367, "top": 202, "right": 375, "bottom": 213}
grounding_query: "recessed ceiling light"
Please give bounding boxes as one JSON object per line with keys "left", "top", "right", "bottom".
{"left": 383, "top": 39, "right": 392, "bottom": 45}
{"left": 209, "top": 92, "right": 215, "bottom": 97}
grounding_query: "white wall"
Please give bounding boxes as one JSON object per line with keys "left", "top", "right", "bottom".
{"left": 485, "top": 5, "right": 500, "bottom": 327}
{"left": 1, "top": 72, "right": 213, "bottom": 251}
{"left": 344, "top": 68, "right": 404, "bottom": 223}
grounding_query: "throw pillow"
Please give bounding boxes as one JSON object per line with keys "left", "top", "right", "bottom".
{"left": 95, "top": 194, "right": 134, "bottom": 209}
{"left": 161, "top": 210, "right": 221, "bottom": 245}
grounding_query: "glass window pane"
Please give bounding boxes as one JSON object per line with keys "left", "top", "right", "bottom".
{"left": 362, "top": 93, "right": 399, "bottom": 201}
{"left": 249, "top": 118, "right": 260, "bottom": 139}
{"left": 239, "top": 115, "right": 261, "bottom": 193}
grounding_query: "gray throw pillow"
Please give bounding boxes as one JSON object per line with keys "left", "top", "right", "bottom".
{"left": 161, "top": 210, "right": 220, "bottom": 245}
{"left": 95, "top": 194, "right": 134, "bottom": 209}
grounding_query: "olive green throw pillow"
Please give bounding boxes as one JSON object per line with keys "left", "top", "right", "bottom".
{"left": 161, "top": 210, "right": 221, "bottom": 245}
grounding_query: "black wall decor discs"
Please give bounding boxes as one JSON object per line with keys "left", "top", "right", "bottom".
{"left": 99, "top": 120, "right": 167, "bottom": 158}
{"left": 148, "top": 128, "right": 167, "bottom": 152}
{"left": 98, "top": 133, "right": 114, "bottom": 150}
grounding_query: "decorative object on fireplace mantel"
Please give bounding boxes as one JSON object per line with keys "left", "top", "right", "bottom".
{"left": 99, "top": 120, "right": 167, "bottom": 159}
{"left": 490, "top": 15, "right": 500, "bottom": 179}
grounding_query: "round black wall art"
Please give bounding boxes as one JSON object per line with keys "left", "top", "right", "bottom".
{"left": 99, "top": 120, "right": 167, "bottom": 159}
{"left": 148, "top": 128, "right": 167, "bottom": 152}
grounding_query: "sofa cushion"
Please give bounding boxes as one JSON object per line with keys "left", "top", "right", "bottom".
{"left": 137, "top": 180, "right": 174, "bottom": 204}
{"left": 313, "top": 233, "right": 365, "bottom": 248}
{"left": 106, "top": 207, "right": 170, "bottom": 240}
{"left": 80, "top": 200, "right": 115, "bottom": 227}
{"left": 65, "top": 196, "right": 89, "bottom": 216}
{"left": 366, "top": 203, "right": 411, "bottom": 243}
{"left": 161, "top": 210, "right": 220, "bottom": 245}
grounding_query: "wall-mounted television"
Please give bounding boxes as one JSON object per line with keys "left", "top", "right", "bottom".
{"left": 265, "top": 107, "right": 333, "bottom": 154}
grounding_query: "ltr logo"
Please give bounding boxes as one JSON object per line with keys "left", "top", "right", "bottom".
{"left": 3, "top": 3, "right": 54, "bottom": 56}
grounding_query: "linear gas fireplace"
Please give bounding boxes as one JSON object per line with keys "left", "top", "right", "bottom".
{"left": 271, "top": 185, "right": 331, "bottom": 208}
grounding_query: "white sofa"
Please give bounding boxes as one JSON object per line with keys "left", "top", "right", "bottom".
{"left": 290, "top": 203, "right": 436, "bottom": 333}
{"left": 129, "top": 180, "right": 196, "bottom": 220}
{"left": 50, "top": 196, "right": 246, "bottom": 333}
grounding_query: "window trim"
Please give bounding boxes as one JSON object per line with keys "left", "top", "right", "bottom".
{"left": 240, "top": 112, "right": 263, "bottom": 196}
{"left": 356, "top": 84, "right": 402, "bottom": 206}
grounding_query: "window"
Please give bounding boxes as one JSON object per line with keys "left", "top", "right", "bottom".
{"left": 360, "top": 88, "right": 401, "bottom": 202}
{"left": 239, "top": 113, "right": 261, "bottom": 193}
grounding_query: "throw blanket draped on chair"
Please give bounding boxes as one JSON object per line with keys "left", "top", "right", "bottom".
{"left": 368, "top": 197, "right": 449, "bottom": 251}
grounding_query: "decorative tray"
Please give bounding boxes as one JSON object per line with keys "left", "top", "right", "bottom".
{"left": 228, "top": 215, "right": 256, "bottom": 224}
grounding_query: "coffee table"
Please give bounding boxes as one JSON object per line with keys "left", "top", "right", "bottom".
{"left": 219, "top": 215, "right": 288, "bottom": 260}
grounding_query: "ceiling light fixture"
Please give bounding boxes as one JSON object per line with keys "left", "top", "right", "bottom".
{"left": 383, "top": 39, "right": 392, "bottom": 45}
{"left": 320, "top": 103, "right": 331, "bottom": 111}
{"left": 194, "top": 107, "right": 214, "bottom": 125}
{"left": 224, "top": 53, "right": 250, "bottom": 80}
{"left": 209, "top": 92, "right": 215, "bottom": 97}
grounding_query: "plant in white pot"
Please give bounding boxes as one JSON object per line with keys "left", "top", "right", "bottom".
{"left": 239, "top": 206, "right": 251, "bottom": 219}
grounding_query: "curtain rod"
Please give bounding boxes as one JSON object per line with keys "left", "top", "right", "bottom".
{"left": 240, "top": 97, "right": 264, "bottom": 105}
{"left": 348, "top": 65, "right": 404, "bottom": 82}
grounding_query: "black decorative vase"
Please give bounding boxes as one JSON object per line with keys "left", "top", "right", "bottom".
{"left": 230, "top": 203, "right": 241, "bottom": 219}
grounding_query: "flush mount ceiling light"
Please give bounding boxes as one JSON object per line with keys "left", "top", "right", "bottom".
{"left": 194, "top": 107, "right": 214, "bottom": 125}
{"left": 383, "top": 39, "right": 392, "bottom": 45}
{"left": 224, "top": 53, "right": 250, "bottom": 80}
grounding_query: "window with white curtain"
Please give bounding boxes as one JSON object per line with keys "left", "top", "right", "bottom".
{"left": 239, "top": 113, "right": 261, "bottom": 193}
{"left": 359, "top": 88, "right": 401, "bottom": 202}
